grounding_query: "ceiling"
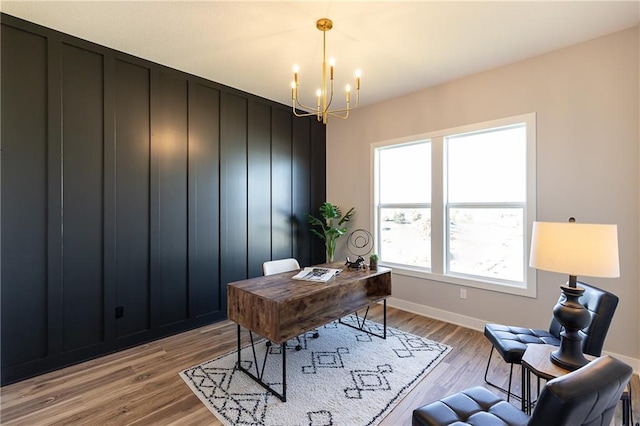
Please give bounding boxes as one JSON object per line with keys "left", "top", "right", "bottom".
{"left": 2, "top": 1, "right": 639, "bottom": 109}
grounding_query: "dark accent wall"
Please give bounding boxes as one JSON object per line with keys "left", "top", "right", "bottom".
{"left": 0, "top": 14, "right": 326, "bottom": 385}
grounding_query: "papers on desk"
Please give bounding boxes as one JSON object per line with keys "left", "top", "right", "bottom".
{"left": 292, "top": 267, "right": 342, "bottom": 282}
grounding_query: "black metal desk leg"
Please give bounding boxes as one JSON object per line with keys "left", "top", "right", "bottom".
{"left": 282, "top": 344, "right": 287, "bottom": 402}
{"left": 338, "top": 299, "right": 388, "bottom": 339}
{"left": 383, "top": 299, "right": 387, "bottom": 339}
{"left": 237, "top": 324, "right": 241, "bottom": 367}
{"left": 235, "top": 325, "right": 287, "bottom": 402}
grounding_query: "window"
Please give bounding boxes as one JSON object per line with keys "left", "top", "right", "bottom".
{"left": 373, "top": 114, "right": 536, "bottom": 296}
{"left": 377, "top": 142, "right": 431, "bottom": 268}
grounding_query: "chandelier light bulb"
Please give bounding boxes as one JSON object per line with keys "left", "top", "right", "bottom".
{"left": 293, "top": 64, "right": 299, "bottom": 73}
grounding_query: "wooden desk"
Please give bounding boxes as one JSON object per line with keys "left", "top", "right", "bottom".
{"left": 227, "top": 263, "right": 392, "bottom": 401}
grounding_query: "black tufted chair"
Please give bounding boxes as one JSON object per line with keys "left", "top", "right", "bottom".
{"left": 413, "top": 355, "right": 632, "bottom": 426}
{"left": 483, "top": 282, "right": 618, "bottom": 401}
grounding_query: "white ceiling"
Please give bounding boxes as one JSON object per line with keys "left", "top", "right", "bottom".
{"left": 2, "top": 1, "right": 639, "bottom": 109}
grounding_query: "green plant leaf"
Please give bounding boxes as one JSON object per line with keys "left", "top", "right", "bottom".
{"left": 310, "top": 229, "right": 326, "bottom": 241}
{"left": 306, "top": 214, "right": 326, "bottom": 230}
{"left": 305, "top": 202, "right": 355, "bottom": 261}
{"left": 337, "top": 207, "right": 355, "bottom": 226}
{"left": 319, "top": 202, "right": 341, "bottom": 220}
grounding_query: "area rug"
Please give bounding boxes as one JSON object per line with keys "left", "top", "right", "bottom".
{"left": 180, "top": 316, "right": 451, "bottom": 426}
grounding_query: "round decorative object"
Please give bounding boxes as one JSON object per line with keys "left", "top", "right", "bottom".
{"left": 347, "top": 229, "right": 374, "bottom": 257}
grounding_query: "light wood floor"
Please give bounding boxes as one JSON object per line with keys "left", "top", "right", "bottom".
{"left": 2, "top": 305, "right": 638, "bottom": 425}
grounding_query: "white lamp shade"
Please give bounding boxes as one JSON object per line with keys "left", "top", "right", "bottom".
{"left": 529, "top": 222, "right": 620, "bottom": 278}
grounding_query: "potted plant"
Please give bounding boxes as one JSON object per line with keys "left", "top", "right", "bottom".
{"left": 369, "top": 253, "right": 379, "bottom": 270}
{"left": 306, "top": 202, "right": 355, "bottom": 262}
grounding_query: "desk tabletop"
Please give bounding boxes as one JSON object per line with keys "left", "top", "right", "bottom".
{"left": 227, "top": 263, "right": 392, "bottom": 302}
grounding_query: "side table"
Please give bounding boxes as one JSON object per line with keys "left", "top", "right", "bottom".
{"left": 521, "top": 344, "right": 594, "bottom": 414}
{"left": 521, "top": 344, "right": 633, "bottom": 423}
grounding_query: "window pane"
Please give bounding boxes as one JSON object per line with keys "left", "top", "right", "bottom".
{"left": 447, "top": 125, "right": 525, "bottom": 203}
{"left": 380, "top": 208, "right": 431, "bottom": 268}
{"left": 379, "top": 142, "right": 430, "bottom": 204}
{"left": 448, "top": 208, "right": 523, "bottom": 282}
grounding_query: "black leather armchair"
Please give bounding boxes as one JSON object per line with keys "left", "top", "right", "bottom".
{"left": 413, "top": 355, "right": 632, "bottom": 426}
{"left": 483, "top": 282, "right": 618, "bottom": 401}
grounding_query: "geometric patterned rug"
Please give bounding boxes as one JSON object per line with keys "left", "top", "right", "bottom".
{"left": 180, "top": 315, "right": 451, "bottom": 425}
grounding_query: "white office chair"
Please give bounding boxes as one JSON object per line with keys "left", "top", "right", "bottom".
{"left": 262, "top": 258, "right": 319, "bottom": 350}
{"left": 262, "top": 258, "right": 300, "bottom": 276}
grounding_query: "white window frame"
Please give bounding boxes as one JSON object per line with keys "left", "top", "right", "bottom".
{"left": 371, "top": 113, "right": 537, "bottom": 297}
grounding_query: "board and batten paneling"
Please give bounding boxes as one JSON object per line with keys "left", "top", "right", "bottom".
{"left": 60, "top": 43, "right": 106, "bottom": 353}
{"left": 114, "top": 58, "right": 152, "bottom": 339}
{"left": 271, "top": 108, "right": 294, "bottom": 260}
{"left": 188, "top": 83, "right": 222, "bottom": 320}
{"left": 219, "top": 92, "right": 249, "bottom": 291}
{"left": 309, "top": 120, "right": 327, "bottom": 263}
{"left": 292, "top": 116, "right": 312, "bottom": 267}
{"left": 0, "top": 23, "right": 49, "bottom": 368}
{"left": 152, "top": 72, "right": 190, "bottom": 328}
{"left": 247, "top": 100, "right": 273, "bottom": 278}
{"left": 0, "top": 13, "right": 326, "bottom": 385}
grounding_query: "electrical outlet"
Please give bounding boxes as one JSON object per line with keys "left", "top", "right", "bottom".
{"left": 115, "top": 306, "right": 124, "bottom": 318}
{"left": 460, "top": 288, "right": 467, "bottom": 299}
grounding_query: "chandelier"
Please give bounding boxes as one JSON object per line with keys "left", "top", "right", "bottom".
{"left": 291, "top": 18, "right": 361, "bottom": 124}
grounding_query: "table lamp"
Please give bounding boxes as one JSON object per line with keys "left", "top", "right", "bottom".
{"left": 529, "top": 218, "right": 619, "bottom": 370}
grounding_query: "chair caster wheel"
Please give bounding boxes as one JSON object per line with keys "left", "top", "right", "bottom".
{"left": 295, "top": 345, "right": 302, "bottom": 351}
{"left": 312, "top": 332, "right": 320, "bottom": 339}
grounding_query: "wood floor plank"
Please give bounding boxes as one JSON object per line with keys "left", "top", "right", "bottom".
{"left": 1, "top": 305, "right": 637, "bottom": 425}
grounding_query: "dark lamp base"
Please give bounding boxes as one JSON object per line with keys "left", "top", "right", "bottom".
{"left": 550, "top": 347, "right": 589, "bottom": 371}
{"left": 550, "top": 283, "right": 591, "bottom": 371}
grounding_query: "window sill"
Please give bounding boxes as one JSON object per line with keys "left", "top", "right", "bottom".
{"left": 383, "top": 263, "right": 537, "bottom": 298}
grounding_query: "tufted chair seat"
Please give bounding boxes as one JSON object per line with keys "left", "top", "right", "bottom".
{"left": 484, "top": 325, "right": 560, "bottom": 364}
{"left": 413, "top": 355, "right": 632, "bottom": 426}
{"left": 483, "top": 282, "right": 618, "bottom": 401}
{"left": 413, "top": 386, "right": 529, "bottom": 426}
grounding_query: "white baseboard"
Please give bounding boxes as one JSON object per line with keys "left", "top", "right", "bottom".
{"left": 386, "top": 297, "right": 487, "bottom": 332}
{"left": 386, "top": 297, "right": 640, "bottom": 374}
